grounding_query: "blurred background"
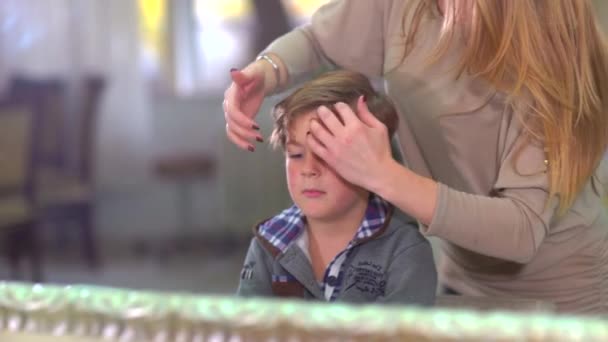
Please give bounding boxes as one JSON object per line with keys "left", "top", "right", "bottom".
{"left": 0, "top": 0, "right": 331, "bottom": 295}
{"left": 0, "top": 0, "right": 607, "bottom": 297}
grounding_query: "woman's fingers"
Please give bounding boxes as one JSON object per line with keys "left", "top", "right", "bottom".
{"left": 224, "top": 66, "right": 267, "bottom": 151}
{"left": 230, "top": 69, "right": 263, "bottom": 97}
{"left": 356, "top": 95, "right": 383, "bottom": 128}
{"left": 225, "top": 102, "right": 263, "bottom": 143}
{"left": 332, "top": 101, "right": 359, "bottom": 126}
{"left": 227, "top": 113, "right": 263, "bottom": 140}
{"left": 309, "top": 119, "right": 333, "bottom": 150}
{"left": 226, "top": 124, "right": 255, "bottom": 152}
{"left": 223, "top": 97, "right": 259, "bottom": 130}
{"left": 230, "top": 69, "right": 253, "bottom": 89}
{"left": 306, "top": 129, "right": 330, "bottom": 161}
{"left": 223, "top": 93, "right": 263, "bottom": 152}
{"left": 317, "top": 105, "right": 344, "bottom": 137}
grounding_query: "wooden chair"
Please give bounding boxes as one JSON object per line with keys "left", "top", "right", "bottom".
{"left": 8, "top": 76, "right": 105, "bottom": 269}
{"left": 0, "top": 100, "right": 42, "bottom": 281}
{"left": 8, "top": 78, "right": 68, "bottom": 171}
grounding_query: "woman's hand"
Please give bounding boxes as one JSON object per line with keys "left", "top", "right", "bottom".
{"left": 223, "top": 66, "right": 266, "bottom": 152}
{"left": 307, "top": 95, "right": 438, "bottom": 224}
{"left": 306, "top": 96, "right": 395, "bottom": 192}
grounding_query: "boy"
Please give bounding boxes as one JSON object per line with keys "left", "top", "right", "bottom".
{"left": 237, "top": 70, "right": 437, "bottom": 305}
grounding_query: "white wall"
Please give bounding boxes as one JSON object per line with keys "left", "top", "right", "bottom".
{"left": 77, "top": 0, "right": 153, "bottom": 189}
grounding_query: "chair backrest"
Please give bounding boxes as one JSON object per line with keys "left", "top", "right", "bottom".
{"left": 0, "top": 101, "right": 33, "bottom": 196}
{"left": 8, "top": 77, "right": 68, "bottom": 172}
{"left": 76, "top": 76, "right": 105, "bottom": 182}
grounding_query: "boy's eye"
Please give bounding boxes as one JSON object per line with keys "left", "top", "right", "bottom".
{"left": 288, "top": 153, "right": 303, "bottom": 159}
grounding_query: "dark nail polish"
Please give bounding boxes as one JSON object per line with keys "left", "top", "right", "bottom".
{"left": 230, "top": 68, "right": 237, "bottom": 72}
{"left": 256, "top": 136, "right": 264, "bottom": 143}
{"left": 252, "top": 124, "right": 260, "bottom": 130}
{"left": 248, "top": 145, "right": 255, "bottom": 152}
{"left": 362, "top": 94, "right": 367, "bottom": 102}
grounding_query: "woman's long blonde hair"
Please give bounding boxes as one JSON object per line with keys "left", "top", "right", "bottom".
{"left": 408, "top": 0, "right": 608, "bottom": 213}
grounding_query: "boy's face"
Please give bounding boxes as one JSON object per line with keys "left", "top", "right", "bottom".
{"left": 285, "top": 111, "right": 368, "bottom": 222}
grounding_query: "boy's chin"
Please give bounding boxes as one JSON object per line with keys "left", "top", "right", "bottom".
{"left": 300, "top": 207, "right": 341, "bottom": 222}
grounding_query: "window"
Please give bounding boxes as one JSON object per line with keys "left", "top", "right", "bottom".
{"left": 140, "top": 0, "right": 330, "bottom": 96}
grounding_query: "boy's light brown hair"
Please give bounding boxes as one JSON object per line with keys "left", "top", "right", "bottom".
{"left": 270, "top": 70, "right": 399, "bottom": 149}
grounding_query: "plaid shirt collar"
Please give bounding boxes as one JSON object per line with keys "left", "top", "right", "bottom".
{"left": 258, "top": 194, "right": 391, "bottom": 253}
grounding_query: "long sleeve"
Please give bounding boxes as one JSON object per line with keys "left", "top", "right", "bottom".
{"left": 264, "top": 0, "right": 388, "bottom": 85}
{"left": 236, "top": 238, "right": 273, "bottom": 297}
{"left": 379, "top": 241, "right": 437, "bottom": 306}
{"left": 422, "top": 123, "right": 557, "bottom": 264}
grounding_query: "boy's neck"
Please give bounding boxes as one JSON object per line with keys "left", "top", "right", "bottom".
{"left": 306, "top": 195, "right": 369, "bottom": 235}
{"left": 306, "top": 197, "right": 368, "bottom": 243}
{"left": 306, "top": 195, "right": 369, "bottom": 244}
{"left": 306, "top": 195, "right": 369, "bottom": 281}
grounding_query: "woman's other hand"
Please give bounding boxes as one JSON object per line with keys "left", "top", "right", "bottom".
{"left": 223, "top": 65, "right": 266, "bottom": 152}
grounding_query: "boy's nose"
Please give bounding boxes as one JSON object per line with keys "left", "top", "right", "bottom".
{"left": 302, "top": 155, "right": 321, "bottom": 177}
{"left": 302, "top": 169, "right": 318, "bottom": 177}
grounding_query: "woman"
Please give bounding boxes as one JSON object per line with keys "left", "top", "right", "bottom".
{"left": 223, "top": 0, "right": 608, "bottom": 314}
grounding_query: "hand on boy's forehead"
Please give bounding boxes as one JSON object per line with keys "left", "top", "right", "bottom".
{"left": 287, "top": 111, "right": 328, "bottom": 144}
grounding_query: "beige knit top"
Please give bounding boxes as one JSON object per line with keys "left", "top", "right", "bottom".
{"left": 265, "top": 0, "right": 608, "bottom": 314}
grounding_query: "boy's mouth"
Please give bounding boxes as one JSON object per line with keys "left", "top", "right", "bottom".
{"left": 302, "top": 189, "right": 326, "bottom": 198}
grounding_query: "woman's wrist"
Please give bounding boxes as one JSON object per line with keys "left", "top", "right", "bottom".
{"left": 250, "top": 53, "right": 287, "bottom": 95}
{"left": 373, "top": 159, "right": 438, "bottom": 225}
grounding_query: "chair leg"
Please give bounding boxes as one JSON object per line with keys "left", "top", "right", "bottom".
{"left": 5, "top": 229, "right": 22, "bottom": 280}
{"left": 5, "top": 222, "right": 42, "bottom": 281}
{"left": 26, "top": 221, "right": 43, "bottom": 282}
{"left": 79, "top": 204, "right": 100, "bottom": 269}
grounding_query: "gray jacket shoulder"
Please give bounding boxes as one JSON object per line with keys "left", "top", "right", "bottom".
{"left": 383, "top": 209, "right": 430, "bottom": 252}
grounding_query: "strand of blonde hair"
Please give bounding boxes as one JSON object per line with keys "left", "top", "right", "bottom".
{"left": 407, "top": 0, "right": 608, "bottom": 213}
